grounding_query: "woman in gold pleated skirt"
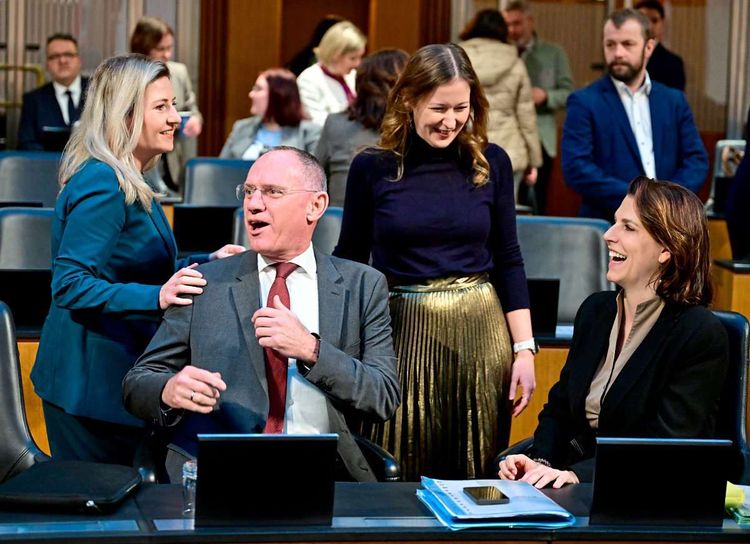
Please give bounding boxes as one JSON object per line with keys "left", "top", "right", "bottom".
{"left": 334, "top": 44, "right": 536, "bottom": 480}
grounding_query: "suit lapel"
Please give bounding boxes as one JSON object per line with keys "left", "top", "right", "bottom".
{"left": 568, "top": 296, "right": 616, "bottom": 412}
{"left": 600, "top": 302, "right": 678, "bottom": 417}
{"left": 601, "top": 78, "right": 642, "bottom": 167}
{"left": 148, "top": 199, "right": 177, "bottom": 259}
{"left": 231, "top": 253, "right": 267, "bottom": 392}
{"left": 315, "top": 249, "right": 345, "bottom": 347}
{"left": 42, "top": 84, "right": 66, "bottom": 126}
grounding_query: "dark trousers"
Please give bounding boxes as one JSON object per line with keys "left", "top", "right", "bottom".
{"left": 519, "top": 148, "right": 553, "bottom": 215}
{"left": 42, "top": 400, "right": 145, "bottom": 466}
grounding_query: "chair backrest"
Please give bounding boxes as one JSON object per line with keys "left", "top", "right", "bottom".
{"left": 516, "top": 216, "right": 612, "bottom": 324}
{"left": 232, "top": 206, "right": 344, "bottom": 255}
{"left": 713, "top": 310, "right": 750, "bottom": 484}
{"left": 0, "top": 302, "right": 48, "bottom": 482}
{"left": 0, "top": 151, "right": 61, "bottom": 207}
{"left": 0, "top": 207, "right": 54, "bottom": 269}
{"left": 183, "top": 158, "right": 253, "bottom": 206}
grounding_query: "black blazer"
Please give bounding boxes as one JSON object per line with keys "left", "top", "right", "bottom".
{"left": 531, "top": 291, "right": 729, "bottom": 482}
{"left": 646, "top": 42, "right": 686, "bottom": 92}
{"left": 17, "top": 78, "right": 89, "bottom": 150}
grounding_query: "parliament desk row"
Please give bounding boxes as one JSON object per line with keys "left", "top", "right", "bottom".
{"left": 0, "top": 481, "right": 749, "bottom": 543}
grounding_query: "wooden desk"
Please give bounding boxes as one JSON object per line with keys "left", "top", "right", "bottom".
{"left": 17, "top": 339, "right": 48, "bottom": 454}
{"left": 711, "top": 260, "right": 750, "bottom": 320}
{"left": 510, "top": 346, "right": 568, "bottom": 445}
{"left": 709, "top": 217, "right": 733, "bottom": 262}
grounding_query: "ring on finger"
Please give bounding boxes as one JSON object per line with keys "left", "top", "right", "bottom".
{"left": 190, "top": 391, "right": 195, "bottom": 402}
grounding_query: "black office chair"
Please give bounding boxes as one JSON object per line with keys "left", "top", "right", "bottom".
{"left": 0, "top": 151, "right": 61, "bottom": 208}
{"left": 233, "top": 206, "right": 344, "bottom": 255}
{"left": 516, "top": 216, "right": 612, "bottom": 325}
{"left": 495, "top": 310, "right": 750, "bottom": 484}
{"left": 183, "top": 157, "right": 253, "bottom": 206}
{"left": 0, "top": 302, "right": 49, "bottom": 482}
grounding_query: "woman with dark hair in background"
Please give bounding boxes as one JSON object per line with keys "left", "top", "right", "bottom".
{"left": 459, "top": 9, "right": 542, "bottom": 200}
{"left": 334, "top": 43, "right": 536, "bottom": 480}
{"left": 315, "top": 48, "right": 408, "bottom": 206}
{"left": 31, "top": 55, "right": 243, "bottom": 465}
{"left": 130, "top": 16, "right": 202, "bottom": 188}
{"left": 220, "top": 68, "right": 320, "bottom": 160}
{"left": 500, "top": 177, "right": 729, "bottom": 487}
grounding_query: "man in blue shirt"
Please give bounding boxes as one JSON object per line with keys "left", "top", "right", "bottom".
{"left": 561, "top": 9, "right": 707, "bottom": 221}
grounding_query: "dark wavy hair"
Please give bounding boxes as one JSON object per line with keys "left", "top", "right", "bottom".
{"left": 459, "top": 9, "right": 508, "bottom": 42}
{"left": 130, "top": 16, "right": 173, "bottom": 55}
{"left": 348, "top": 49, "right": 408, "bottom": 130}
{"left": 259, "top": 68, "right": 307, "bottom": 127}
{"left": 379, "top": 43, "right": 490, "bottom": 186}
{"left": 628, "top": 176, "right": 712, "bottom": 306}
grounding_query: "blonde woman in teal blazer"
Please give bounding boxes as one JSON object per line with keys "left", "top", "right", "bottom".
{"left": 31, "top": 55, "right": 243, "bottom": 465}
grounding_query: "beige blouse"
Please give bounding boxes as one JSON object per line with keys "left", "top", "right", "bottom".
{"left": 585, "top": 292, "right": 665, "bottom": 429}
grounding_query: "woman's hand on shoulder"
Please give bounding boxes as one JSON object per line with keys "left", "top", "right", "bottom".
{"left": 509, "top": 350, "right": 536, "bottom": 416}
{"left": 499, "top": 454, "right": 578, "bottom": 488}
{"left": 159, "top": 263, "right": 206, "bottom": 310}
{"left": 209, "top": 244, "right": 246, "bottom": 261}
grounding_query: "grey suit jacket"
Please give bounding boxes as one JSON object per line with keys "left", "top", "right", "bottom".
{"left": 122, "top": 249, "right": 400, "bottom": 482}
{"left": 219, "top": 116, "right": 321, "bottom": 160}
{"left": 523, "top": 38, "right": 574, "bottom": 158}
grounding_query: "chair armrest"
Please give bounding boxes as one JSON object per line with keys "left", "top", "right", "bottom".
{"left": 354, "top": 434, "right": 401, "bottom": 482}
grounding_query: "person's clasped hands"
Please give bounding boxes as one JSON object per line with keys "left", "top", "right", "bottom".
{"left": 498, "top": 454, "right": 579, "bottom": 489}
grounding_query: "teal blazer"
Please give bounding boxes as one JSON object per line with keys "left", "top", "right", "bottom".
{"left": 32, "top": 160, "right": 206, "bottom": 427}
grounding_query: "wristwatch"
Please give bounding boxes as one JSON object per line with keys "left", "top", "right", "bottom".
{"left": 513, "top": 338, "right": 539, "bottom": 355}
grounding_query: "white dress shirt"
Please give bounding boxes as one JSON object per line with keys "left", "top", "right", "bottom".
{"left": 257, "top": 244, "right": 330, "bottom": 434}
{"left": 52, "top": 76, "right": 82, "bottom": 126}
{"left": 612, "top": 73, "right": 655, "bottom": 179}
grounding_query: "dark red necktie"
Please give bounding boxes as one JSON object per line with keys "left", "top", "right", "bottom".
{"left": 263, "top": 262, "right": 298, "bottom": 433}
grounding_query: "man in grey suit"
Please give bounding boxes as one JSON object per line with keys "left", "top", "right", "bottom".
{"left": 503, "top": 0, "right": 574, "bottom": 214}
{"left": 123, "top": 147, "right": 400, "bottom": 482}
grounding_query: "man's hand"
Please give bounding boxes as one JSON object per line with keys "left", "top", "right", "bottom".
{"left": 161, "top": 366, "right": 226, "bottom": 413}
{"left": 182, "top": 115, "right": 203, "bottom": 138}
{"left": 531, "top": 86, "right": 547, "bottom": 106}
{"left": 252, "top": 296, "right": 317, "bottom": 360}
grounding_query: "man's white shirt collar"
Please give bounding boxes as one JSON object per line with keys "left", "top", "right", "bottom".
{"left": 257, "top": 243, "right": 317, "bottom": 278}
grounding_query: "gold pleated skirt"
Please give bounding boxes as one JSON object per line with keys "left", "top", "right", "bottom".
{"left": 362, "top": 273, "right": 513, "bottom": 481}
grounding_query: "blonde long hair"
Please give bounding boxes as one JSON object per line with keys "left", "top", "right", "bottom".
{"left": 379, "top": 43, "right": 490, "bottom": 185}
{"left": 59, "top": 54, "right": 170, "bottom": 211}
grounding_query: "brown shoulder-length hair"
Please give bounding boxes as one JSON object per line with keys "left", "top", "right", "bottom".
{"left": 379, "top": 43, "right": 490, "bottom": 185}
{"left": 130, "top": 16, "right": 173, "bottom": 55}
{"left": 259, "top": 68, "right": 307, "bottom": 127}
{"left": 349, "top": 48, "right": 409, "bottom": 131}
{"left": 628, "top": 176, "right": 713, "bottom": 306}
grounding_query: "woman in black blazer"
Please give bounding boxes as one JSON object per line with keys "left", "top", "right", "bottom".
{"left": 499, "top": 176, "right": 729, "bottom": 487}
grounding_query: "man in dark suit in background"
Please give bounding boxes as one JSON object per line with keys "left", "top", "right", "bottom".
{"left": 561, "top": 8, "right": 707, "bottom": 220}
{"left": 18, "top": 33, "right": 89, "bottom": 150}
{"left": 123, "top": 147, "right": 400, "bottom": 483}
{"left": 636, "top": 0, "right": 686, "bottom": 91}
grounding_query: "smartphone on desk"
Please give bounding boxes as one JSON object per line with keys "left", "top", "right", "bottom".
{"left": 463, "top": 485, "right": 509, "bottom": 505}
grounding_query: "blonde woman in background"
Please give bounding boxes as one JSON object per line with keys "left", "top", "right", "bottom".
{"left": 297, "top": 21, "right": 367, "bottom": 127}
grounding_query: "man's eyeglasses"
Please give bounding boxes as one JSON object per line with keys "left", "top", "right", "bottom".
{"left": 47, "top": 52, "right": 78, "bottom": 61}
{"left": 235, "top": 184, "right": 318, "bottom": 201}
